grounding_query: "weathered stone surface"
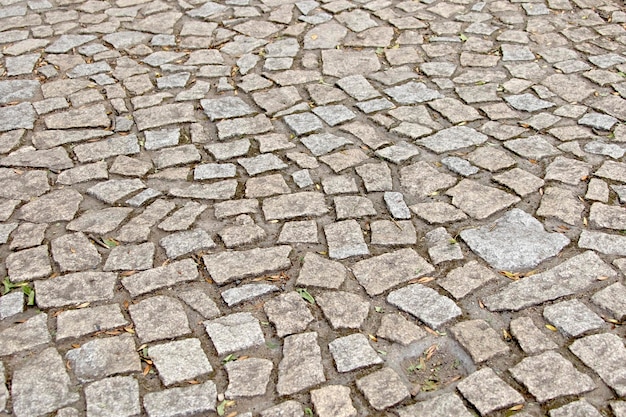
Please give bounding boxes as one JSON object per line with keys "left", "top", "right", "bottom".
{"left": 225, "top": 358, "right": 273, "bottom": 398}
{"left": 484, "top": 251, "right": 616, "bottom": 311}
{"left": 570, "top": 333, "right": 626, "bottom": 397}
{"left": 447, "top": 180, "right": 520, "bottom": 219}
{"left": 143, "top": 382, "right": 217, "bottom": 417}
{"left": 510, "top": 316, "right": 558, "bottom": 355}
{"left": 317, "top": 291, "right": 369, "bottom": 329}
{"left": 0, "top": 313, "right": 50, "bottom": 356}
{"left": 400, "top": 161, "right": 457, "bottom": 198}
{"left": 460, "top": 209, "right": 570, "bottom": 271}
{"left": 67, "top": 207, "right": 133, "bottom": 234}
{"left": 149, "top": 338, "right": 213, "bottom": 386}
{"left": 311, "top": 385, "right": 356, "bottom": 417}
{"left": 203, "top": 246, "right": 291, "bottom": 285}
{"left": 543, "top": 299, "right": 604, "bottom": 337}
{"left": 297, "top": 252, "right": 347, "bottom": 289}
{"left": 35, "top": 272, "right": 117, "bottom": 308}
{"left": 11, "top": 348, "right": 79, "bottom": 417}
{"left": 356, "top": 368, "right": 409, "bottom": 410}
{"left": 549, "top": 399, "right": 602, "bottom": 417}
{"left": 264, "top": 291, "right": 314, "bottom": 337}
{"left": 589, "top": 203, "right": 626, "bottom": 230}
{"left": 510, "top": 351, "right": 596, "bottom": 402}
{"left": 204, "top": 312, "right": 265, "bottom": 355}
{"left": 18, "top": 189, "right": 82, "bottom": 223}
{"left": 0, "top": 103, "right": 36, "bottom": 132}
{"left": 260, "top": 401, "right": 302, "bottom": 417}
{"left": 122, "top": 259, "right": 199, "bottom": 297}
{"left": 159, "top": 229, "right": 215, "bottom": 259}
{"left": 459, "top": 368, "right": 524, "bottom": 415}
{"left": 85, "top": 376, "right": 140, "bottom": 417}
{"left": 66, "top": 334, "right": 141, "bottom": 382}
{"left": 6, "top": 245, "right": 51, "bottom": 282}
{"left": 263, "top": 192, "right": 328, "bottom": 220}
{"left": 592, "top": 283, "right": 626, "bottom": 321}
{"left": 277, "top": 332, "right": 326, "bottom": 395}
{"left": 397, "top": 393, "right": 473, "bottom": 417}
{"left": 0, "top": 291, "right": 23, "bottom": 320}
{"left": 450, "top": 320, "right": 510, "bottom": 363}
{"left": 329, "top": 333, "right": 383, "bottom": 372}
{"left": 56, "top": 304, "right": 128, "bottom": 341}
{"left": 322, "top": 49, "right": 381, "bottom": 77}
{"left": 388, "top": 283, "right": 461, "bottom": 328}
{"left": 129, "top": 296, "right": 191, "bottom": 343}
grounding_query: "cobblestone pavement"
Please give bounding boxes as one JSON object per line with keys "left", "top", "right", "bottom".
{"left": 1, "top": 0, "right": 626, "bottom": 414}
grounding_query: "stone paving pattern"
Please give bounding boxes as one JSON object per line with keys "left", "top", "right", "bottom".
{"left": 0, "top": 0, "right": 625, "bottom": 414}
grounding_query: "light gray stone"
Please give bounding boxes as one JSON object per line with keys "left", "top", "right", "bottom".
{"left": 0, "top": 290, "right": 23, "bottom": 320}
{"left": 549, "top": 399, "right": 602, "bottom": 417}
{"left": 324, "top": 220, "right": 369, "bottom": 260}
{"left": 6, "top": 245, "right": 51, "bottom": 282}
{"left": 590, "top": 202, "right": 626, "bottom": 230}
{"left": 370, "top": 220, "right": 417, "bottom": 246}
{"left": 317, "top": 291, "right": 369, "bottom": 329}
{"left": 356, "top": 368, "right": 409, "bottom": 410}
{"left": 388, "top": 283, "right": 461, "bottom": 328}
{"left": 225, "top": 358, "right": 273, "bottom": 398}
{"left": 222, "top": 284, "right": 278, "bottom": 307}
{"left": 11, "top": 348, "right": 79, "bottom": 417}
{"left": 447, "top": 179, "right": 520, "bottom": 220}
{"left": 504, "top": 135, "right": 562, "bottom": 160}
{"left": 510, "top": 316, "right": 558, "bottom": 355}
{"left": 56, "top": 304, "right": 128, "bottom": 341}
{"left": 543, "top": 299, "right": 604, "bottom": 337}
{"left": 143, "top": 382, "right": 216, "bottom": 417}
{"left": 425, "top": 227, "right": 463, "bottom": 264}
{"left": 263, "top": 192, "right": 328, "bottom": 221}
{"left": 458, "top": 368, "right": 524, "bottom": 415}
{"left": 260, "top": 401, "right": 302, "bottom": 417}
{"left": 103, "top": 242, "right": 154, "bottom": 271}
{"left": 159, "top": 229, "right": 215, "bottom": 259}
{"left": 570, "top": 333, "right": 626, "bottom": 397}
{"left": 264, "top": 291, "right": 314, "bottom": 337}
{"left": 85, "top": 376, "right": 140, "bottom": 417}
{"left": 0, "top": 103, "right": 36, "bottom": 132}
{"left": 278, "top": 220, "right": 318, "bottom": 244}
{"left": 297, "top": 252, "right": 347, "bottom": 289}
{"left": 384, "top": 81, "right": 442, "bottom": 104}
{"left": 510, "top": 351, "right": 596, "bottom": 402}
{"left": 400, "top": 161, "right": 457, "bottom": 198}
{"left": 311, "top": 385, "right": 356, "bottom": 417}
{"left": 0, "top": 313, "right": 50, "bottom": 356}
{"left": 203, "top": 245, "right": 291, "bottom": 285}
{"left": 438, "top": 261, "right": 499, "bottom": 300}
{"left": 277, "top": 332, "right": 326, "bottom": 395}
{"left": 329, "top": 333, "right": 383, "bottom": 372}
{"left": 460, "top": 208, "right": 570, "bottom": 271}
{"left": 450, "top": 319, "right": 510, "bottom": 363}
{"left": 67, "top": 207, "right": 133, "bottom": 234}
{"left": 66, "top": 334, "right": 141, "bottom": 383}
{"left": 35, "top": 272, "right": 117, "bottom": 308}
{"left": 130, "top": 296, "right": 190, "bottom": 343}
{"left": 376, "top": 313, "right": 426, "bottom": 345}
{"left": 592, "top": 283, "right": 626, "bottom": 321}
{"left": 204, "top": 312, "right": 265, "bottom": 355}
{"left": 149, "top": 338, "right": 213, "bottom": 386}
{"left": 397, "top": 393, "right": 473, "bottom": 417}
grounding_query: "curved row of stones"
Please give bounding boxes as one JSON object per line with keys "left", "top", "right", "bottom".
{"left": 0, "top": 0, "right": 626, "bottom": 415}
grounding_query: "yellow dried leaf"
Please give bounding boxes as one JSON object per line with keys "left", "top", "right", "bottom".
{"left": 509, "top": 404, "right": 524, "bottom": 411}
{"left": 478, "top": 299, "right": 485, "bottom": 309}
{"left": 424, "top": 326, "right": 440, "bottom": 337}
{"left": 125, "top": 326, "right": 135, "bottom": 334}
{"left": 597, "top": 276, "right": 609, "bottom": 281}
{"left": 71, "top": 343, "right": 81, "bottom": 349}
{"left": 417, "top": 276, "right": 435, "bottom": 284}
{"left": 545, "top": 324, "right": 558, "bottom": 331}
{"left": 76, "top": 302, "right": 90, "bottom": 309}
{"left": 143, "top": 364, "right": 152, "bottom": 376}
{"left": 311, "top": 34, "right": 318, "bottom": 40}
{"left": 368, "top": 334, "right": 378, "bottom": 342}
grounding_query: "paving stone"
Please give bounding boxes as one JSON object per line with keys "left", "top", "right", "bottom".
{"left": 222, "top": 284, "right": 278, "bottom": 307}
{"left": 324, "top": 219, "right": 369, "bottom": 260}
{"left": 492, "top": 168, "right": 545, "bottom": 197}
{"left": 441, "top": 156, "right": 478, "bottom": 176}
{"left": 203, "top": 245, "right": 291, "bottom": 285}
{"left": 0, "top": 103, "right": 36, "bottom": 132}
{"left": 370, "top": 220, "right": 416, "bottom": 245}
{"left": 204, "top": 312, "right": 265, "bottom": 355}
{"left": 283, "top": 113, "right": 324, "bottom": 135}
{"left": 510, "top": 351, "right": 595, "bottom": 402}
{"left": 397, "top": 393, "right": 473, "bottom": 417}
{"left": 589, "top": 202, "right": 626, "bottom": 230}
{"left": 329, "top": 333, "right": 383, "bottom": 372}
{"left": 310, "top": 385, "right": 356, "bottom": 417}
{"left": 356, "top": 367, "right": 409, "bottom": 410}
{"left": 377, "top": 312, "right": 426, "bottom": 345}
{"left": 384, "top": 81, "right": 442, "bottom": 104}
{"left": 296, "top": 252, "right": 347, "bottom": 289}
{"left": 510, "top": 316, "right": 558, "bottom": 355}
{"left": 11, "top": 347, "right": 79, "bottom": 417}
{"left": 549, "top": 399, "right": 602, "bottom": 417}
{"left": 168, "top": 179, "right": 237, "bottom": 200}
{"left": 149, "top": 338, "right": 213, "bottom": 386}
{"left": 56, "top": 304, "right": 128, "bottom": 341}
{"left": 570, "top": 333, "right": 626, "bottom": 397}
{"left": 264, "top": 291, "right": 314, "bottom": 337}
{"left": 201, "top": 96, "right": 255, "bottom": 121}
{"left": 458, "top": 368, "right": 524, "bottom": 415}
{"left": 388, "top": 283, "right": 461, "bottom": 328}
{"left": 129, "top": 296, "right": 191, "bottom": 343}
{"left": 484, "top": 251, "right": 616, "bottom": 311}
{"left": 35, "top": 271, "right": 117, "bottom": 308}
{"left": 321, "top": 175, "right": 358, "bottom": 194}
{"left": 334, "top": 196, "right": 376, "bottom": 219}
{"left": 322, "top": 49, "right": 381, "bottom": 78}
{"left": 73, "top": 135, "right": 140, "bottom": 163}
{"left": 0, "top": 313, "right": 50, "bottom": 356}
{"left": 177, "top": 287, "right": 220, "bottom": 320}
{"left": 103, "top": 242, "right": 154, "bottom": 271}
{"left": 87, "top": 178, "right": 146, "bottom": 204}
{"left": 591, "top": 283, "right": 626, "bottom": 321}
{"left": 260, "top": 401, "right": 303, "bottom": 417}
{"left": 320, "top": 149, "right": 369, "bottom": 173}
{"left": 400, "top": 161, "right": 457, "bottom": 198}
{"left": 159, "top": 229, "right": 215, "bottom": 259}
{"left": 238, "top": 154, "right": 287, "bottom": 176}
{"left": 451, "top": 319, "right": 510, "bottom": 363}
{"left": 612, "top": 401, "right": 626, "bottom": 417}
{"left": 6, "top": 245, "right": 51, "bottom": 282}
{"left": 0, "top": 361, "right": 7, "bottom": 411}
{"left": 586, "top": 178, "right": 609, "bottom": 203}
{"left": 375, "top": 141, "right": 420, "bottom": 164}
{"left": 9, "top": 222, "right": 45, "bottom": 250}
{"left": 543, "top": 299, "right": 604, "bottom": 338}
{"left": 158, "top": 201, "right": 207, "bottom": 231}
{"left": 447, "top": 180, "right": 520, "bottom": 220}
{"left": 143, "top": 382, "right": 217, "bottom": 417}
{"left": 425, "top": 227, "right": 463, "bottom": 264}
{"left": 545, "top": 156, "right": 592, "bottom": 185}
{"left": 85, "top": 376, "right": 140, "bottom": 417}
{"left": 537, "top": 187, "right": 584, "bottom": 225}
{"left": 317, "top": 291, "right": 369, "bottom": 329}
{"left": 355, "top": 162, "right": 392, "bottom": 192}
{"left": 121, "top": 259, "right": 199, "bottom": 298}
{"left": 278, "top": 220, "right": 319, "bottom": 243}
{"left": 0, "top": 291, "right": 24, "bottom": 320}
{"left": 263, "top": 192, "right": 328, "bottom": 221}
{"left": 409, "top": 202, "right": 468, "bottom": 224}
{"left": 277, "top": 332, "right": 326, "bottom": 395}
{"left": 66, "top": 334, "right": 141, "bottom": 382}
{"left": 439, "top": 260, "right": 499, "bottom": 300}
{"left": 225, "top": 357, "right": 273, "bottom": 398}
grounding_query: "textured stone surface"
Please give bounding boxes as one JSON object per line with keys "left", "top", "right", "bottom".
{"left": 66, "top": 335, "right": 141, "bottom": 382}
{"left": 450, "top": 319, "right": 510, "bottom": 363}
{"left": 277, "top": 332, "right": 326, "bottom": 395}
{"left": 570, "top": 333, "right": 626, "bottom": 397}
{"left": 204, "top": 312, "right": 265, "bottom": 355}
{"left": 457, "top": 368, "right": 524, "bottom": 415}
{"left": 388, "top": 284, "right": 461, "bottom": 329}
{"left": 356, "top": 368, "right": 409, "bottom": 410}
{"left": 149, "top": 338, "right": 213, "bottom": 386}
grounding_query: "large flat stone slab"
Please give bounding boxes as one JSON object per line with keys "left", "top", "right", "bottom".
{"left": 447, "top": 179, "right": 520, "bottom": 219}
{"left": 483, "top": 251, "right": 616, "bottom": 311}
{"left": 460, "top": 208, "right": 570, "bottom": 271}
{"left": 570, "top": 333, "right": 626, "bottom": 397}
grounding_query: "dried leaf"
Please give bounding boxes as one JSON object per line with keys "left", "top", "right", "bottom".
{"left": 124, "top": 326, "right": 135, "bottom": 334}
{"left": 478, "top": 299, "right": 485, "bottom": 309}
{"left": 417, "top": 276, "right": 435, "bottom": 284}
{"left": 424, "top": 326, "right": 440, "bottom": 337}
{"left": 120, "top": 271, "right": 136, "bottom": 277}
{"left": 311, "top": 34, "right": 318, "bottom": 40}
{"left": 509, "top": 404, "right": 524, "bottom": 411}
{"left": 425, "top": 344, "right": 438, "bottom": 361}
{"left": 368, "top": 334, "right": 378, "bottom": 342}
{"left": 71, "top": 343, "right": 81, "bottom": 349}
{"left": 502, "top": 328, "right": 512, "bottom": 341}
{"left": 597, "top": 276, "right": 609, "bottom": 281}
{"left": 76, "top": 302, "right": 90, "bottom": 309}
{"left": 143, "top": 364, "right": 152, "bottom": 376}
{"left": 545, "top": 324, "right": 558, "bottom": 332}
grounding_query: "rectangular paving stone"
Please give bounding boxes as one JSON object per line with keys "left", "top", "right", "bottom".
{"left": 450, "top": 319, "right": 510, "bottom": 363}
{"left": 592, "top": 283, "right": 626, "bottom": 321}
{"left": 0, "top": 313, "right": 50, "bottom": 356}
{"left": 169, "top": 179, "right": 238, "bottom": 200}
{"left": 203, "top": 245, "right": 292, "bottom": 285}
{"left": 397, "top": 393, "right": 473, "bottom": 417}
{"left": 35, "top": 272, "right": 117, "bottom": 308}
{"left": 324, "top": 219, "right": 369, "bottom": 259}
{"left": 217, "top": 114, "right": 273, "bottom": 139}
{"left": 353, "top": 248, "right": 434, "bottom": 296}
{"left": 387, "top": 283, "right": 461, "bottom": 328}
{"left": 277, "top": 332, "right": 326, "bottom": 395}
{"left": 149, "top": 338, "right": 213, "bottom": 386}
{"left": 543, "top": 299, "right": 604, "bottom": 337}
{"left": 44, "top": 104, "right": 110, "bottom": 129}
{"left": 66, "top": 334, "right": 141, "bottom": 382}
{"left": 457, "top": 368, "right": 524, "bottom": 415}
{"left": 143, "top": 381, "right": 216, "bottom": 417}
{"left": 204, "top": 312, "right": 265, "bottom": 355}
{"left": 85, "top": 376, "right": 140, "bottom": 417}
{"left": 484, "top": 251, "right": 616, "bottom": 311}
{"left": 0, "top": 102, "right": 36, "bottom": 132}
{"left": 570, "top": 333, "right": 626, "bottom": 397}
{"left": 56, "top": 304, "right": 128, "bottom": 341}
{"left": 263, "top": 192, "right": 328, "bottom": 220}
{"left": 73, "top": 135, "right": 140, "bottom": 163}
{"left": 509, "top": 316, "right": 558, "bottom": 354}
{"left": 134, "top": 103, "right": 196, "bottom": 131}
{"left": 357, "top": 367, "right": 409, "bottom": 411}
{"left": 121, "top": 259, "right": 199, "bottom": 297}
